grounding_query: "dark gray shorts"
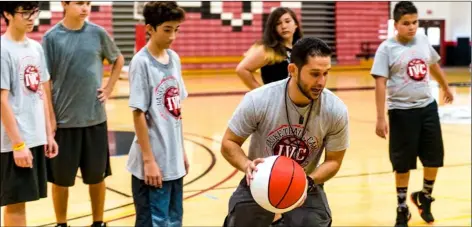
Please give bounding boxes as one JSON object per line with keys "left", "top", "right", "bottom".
{"left": 223, "top": 178, "right": 332, "bottom": 227}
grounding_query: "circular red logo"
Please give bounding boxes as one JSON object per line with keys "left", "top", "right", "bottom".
{"left": 24, "top": 65, "right": 40, "bottom": 92}
{"left": 163, "top": 87, "right": 181, "bottom": 118}
{"left": 273, "top": 136, "right": 309, "bottom": 165}
{"left": 407, "top": 59, "right": 427, "bottom": 81}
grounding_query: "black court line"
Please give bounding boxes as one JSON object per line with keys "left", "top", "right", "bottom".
{"left": 183, "top": 137, "right": 217, "bottom": 186}
{"left": 39, "top": 137, "right": 216, "bottom": 226}
{"left": 75, "top": 175, "right": 132, "bottom": 198}
{"left": 108, "top": 81, "right": 471, "bottom": 100}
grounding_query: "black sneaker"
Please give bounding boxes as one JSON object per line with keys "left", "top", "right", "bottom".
{"left": 395, "top": 206, "right": 411, "bottom": 227}
{"left": 410, "top": 191, "right": 435, "bottom": 223}
{"left": 91, "top": 222, "right": 107, "bottom": 227}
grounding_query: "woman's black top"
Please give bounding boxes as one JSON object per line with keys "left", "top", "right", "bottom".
{"left": 260, "top": 47, "right": 292, "bottom": 85}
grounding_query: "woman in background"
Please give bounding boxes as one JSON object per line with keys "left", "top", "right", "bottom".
{"left": 236, "top": 7, "right": 303, "bottom": 90}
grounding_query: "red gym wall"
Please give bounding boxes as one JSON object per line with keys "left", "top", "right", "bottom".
{"left": 166, "top": 2, "right": 302, "bottom": 71}
{"left": 1, "top": 1, "right": 392, "bottom": 71}
{"left": 132, "top": 2, "right": 303, "bottom": 71}
{"left": 335, "top": 2, "right": 390, "bottom": 65}
{"left": 0, "top": 2, "right": 113, "bottom": 43}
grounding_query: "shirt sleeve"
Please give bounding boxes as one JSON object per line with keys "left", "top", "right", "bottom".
{"left": 41, "top": 35, "right": 54, "bottom": 80}
{"left": 38, "top": 45, "right": 50, "bottom": 83}
{"left": 370, "top": 43, "right": 390, "bottom": 78}
{"left": 99, "top": 28, "right": 121, "bottom": 64}
{"left": 325, "top": 103, "right": 349, "bottom": 152}
{"left": 426, "top": 37, "right": 441, "bottom": 64}
{"left": 228, "top": 93, "right": 259, "bottom": 138}
{"left": 128, "top": 57, "right": 151, "bottom": 112}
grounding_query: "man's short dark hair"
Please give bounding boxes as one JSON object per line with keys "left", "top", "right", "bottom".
{"left": 291, "top": 37, "right": 332, "bottom": 71}
{"left": 393, "top": 1, "right": 417, "bottom": 22}
{"left": 143, "top": 1, "right": 185, "bottom": 29}
{"left": 0, "top": 1, "right": 39, "bottom": 25}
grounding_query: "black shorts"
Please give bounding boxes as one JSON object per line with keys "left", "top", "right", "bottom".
{"left": 388, "top": 100, "right": 444, "bottom": 173}
{"left": 46, "top": 121, "right": 112, "bottom": 187}
{"left": 1, "top": 146, "right": 47, "bottom": 206}
{"left": 223, "top": 178, "right": 332, "bottom": 227}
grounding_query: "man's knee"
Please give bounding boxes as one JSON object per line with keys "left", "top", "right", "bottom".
{"left": 225, "top": 202, "right": 274, "bottom": 227}
{"left": 283, "top": 208, "right": 331, "bottom": 227}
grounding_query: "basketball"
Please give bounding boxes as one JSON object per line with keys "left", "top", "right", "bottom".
{"left": 250, "top": 155, "right": 308, "bottom": 214}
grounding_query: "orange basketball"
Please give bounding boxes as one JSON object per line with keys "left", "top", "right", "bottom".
{"left": 250, "top": 155, "right": 307, "bottom": 213}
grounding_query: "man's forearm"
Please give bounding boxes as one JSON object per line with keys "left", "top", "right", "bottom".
{"left": 308, "top": 160, "right": 342, "bottom": 185}
{"left": 221, "top": 140, "right": 250, "bottom": 172}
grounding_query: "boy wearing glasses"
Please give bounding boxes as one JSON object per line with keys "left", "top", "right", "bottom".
{"left": 0, "top": 1, "right": 58, "bottom": 226}
{"left": 41, "top": 1, "right": 124, "bottom": 227}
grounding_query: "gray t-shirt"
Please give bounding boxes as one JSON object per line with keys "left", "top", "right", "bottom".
{"left": 42, "top": 21, "right": 121, "bottom": 128}
{"left": 1, "top": 35, "right": 50, "bottom": 153}
{"left": 371, "top": 33, "right": 440, "bottom": 110}
{"left": 126, "top": 47, "right": 188, "bottom": 181}
{"left": 228, "top": 78, "right": 349, "bottom": 175}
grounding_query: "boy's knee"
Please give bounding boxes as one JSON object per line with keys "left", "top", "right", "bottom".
{"left": 5, "top": 203, "right": 26, "bottom": 214}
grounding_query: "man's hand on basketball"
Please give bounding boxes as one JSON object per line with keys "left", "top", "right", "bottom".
{"left": 375, "top": 118, "right": 389, "bottom": 139}
{"left": 44, "top": 136, "right": 59, "bottom": 158}
{"left": 13, "top": 147, "right": 33, "bottom": 168}
{"left": 97, "top": 86, "right": 113, "bottom": 102}
{"left": 245, "top": 158, "right": 264, "bottom": 186}
{"left": 144, "top": 160, "right": 163, "bottom": 188}
{"left": 442, "top": 87, "right": 454, "bottom": 104}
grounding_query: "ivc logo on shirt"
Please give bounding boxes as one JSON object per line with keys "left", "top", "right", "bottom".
{"left": 407, "top": 58, "right": 427, "bottom": 81}
{"left": 265, "top": 125, "right": 320, "bottom": 167}
{"left": 20, "top": 56, "right": 41, "bottom": 92}
{"left": 154, "top": 76, "right": 182, "bottom": 121}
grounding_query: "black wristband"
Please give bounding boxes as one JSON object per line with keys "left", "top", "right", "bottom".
{"left": 306, "top": 176, "right": 316, "bottom": 192}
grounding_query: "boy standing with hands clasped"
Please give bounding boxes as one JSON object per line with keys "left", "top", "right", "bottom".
{"left": 126, "top": 2, "right": 190, "bottom": 227}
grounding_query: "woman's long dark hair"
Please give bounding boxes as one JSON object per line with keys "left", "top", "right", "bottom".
{"left": 260, "top": 7, "right": 302, "bottom": 62}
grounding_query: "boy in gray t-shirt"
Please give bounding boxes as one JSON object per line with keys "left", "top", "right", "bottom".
{"left": 222, "top": 37, "right": 349, "bottom": 227}
{"left": 0, "top": 2, "right": 58, "bottom": 226}
{"left": 41, "top": 2, "right": 124, "bottom": 227}
{"left": 371, "top": 2, "right": 454, "bottom": 226}
{"left": 126, "top": 2, "right": 189, "bottom": 227}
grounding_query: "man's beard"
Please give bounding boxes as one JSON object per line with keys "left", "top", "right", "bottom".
{"left": 296, "top": 77, "right": 314, "bottom": 101}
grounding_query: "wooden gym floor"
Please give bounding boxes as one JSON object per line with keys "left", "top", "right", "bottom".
{"left": 2, "top": 68, "right": 471, "bottom": 226}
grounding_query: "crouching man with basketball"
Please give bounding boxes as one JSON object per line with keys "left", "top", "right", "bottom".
{"left": 221, "top": 37, "right": 349, "bottom": 227}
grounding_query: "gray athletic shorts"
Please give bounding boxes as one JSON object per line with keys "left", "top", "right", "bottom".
{"left": 223, "top": 178, "right": 332, "bottom": 227}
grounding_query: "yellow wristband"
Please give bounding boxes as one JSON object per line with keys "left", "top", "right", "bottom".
{"left": 12, "top": 142, "right": 25, "bottom": 151}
